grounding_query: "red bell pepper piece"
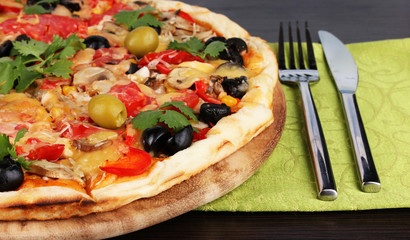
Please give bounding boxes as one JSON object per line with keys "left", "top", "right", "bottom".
{"left": 16, "top": 138, "right": 65, "bottom": 162}
{"left": 194, "top": 81, "right": 222, "bottom": 104}
{"left": 100, "top": 147, "right": 152, "bottom": 176}
{"left": 176, "top": 10, "right": 195, "bottom": 23}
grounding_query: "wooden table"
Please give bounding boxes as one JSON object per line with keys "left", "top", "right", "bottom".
{"left": 112, "top": 0, "right": 410, "bottom": 239}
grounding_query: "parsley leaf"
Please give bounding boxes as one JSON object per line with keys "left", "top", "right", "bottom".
{"left": 132, "top": 101, "right": 198, "bottom": 132}
{"left": 0, "top": 129, "right": 33, "bottom": 170}
{"left": 22, "top": 0, "right": 59, "bottom": 15}
{"left": 168, "top": 37, "right": 226, "bottom": 59}
{"left": 0, "top": 35, "right": 84, "bottom": 94}
{"left": 113, "top": 6, "right": 163, "bottom": 30}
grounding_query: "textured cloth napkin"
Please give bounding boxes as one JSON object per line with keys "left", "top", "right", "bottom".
{"left": 198, "top": 38, "right": 410, "bottom": 211}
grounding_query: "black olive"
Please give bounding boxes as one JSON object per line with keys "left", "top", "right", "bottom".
{"left": 0, "top": 155, "right": 24, "bottom": 192}
{"left": 15, "top": 34, "right": 31, "bottom": 42}
{"left": 205, "top": 36, "right": 226, "bottom": 46}
{"left": 142, "top": 126, "right": 172, "bottom": 155}
{"left": 83, "top": 35, "right": 110, "bottom": 50}
{"left": 60, "top": 0, "right": 82, "bottom": 12}
{"left": 222, "top": 76, "right": 249, "bottom": 99}
{"left": 126, "top": 61, "right": 139, "bottom": 74}
{"left": 165, "top": 125, "right": 194, "bottom": 155}
{"left": 226, "top": 38, "right": 248, "bottom": 53}
{"left": 199, "top": 103, "right": 231, "bottom": 126}
{"left": 150, "top": 25, "right": 162, "bottom": 35}
{"left": 0, "top": 40, "right": 13, "bottom": 58}
{"left": 27, "top": 0, "right": 57, "bottom": 11}
{"left": 218, "top": 46, "right": 244, "bottom": 65}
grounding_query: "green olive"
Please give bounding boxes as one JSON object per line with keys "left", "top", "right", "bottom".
{"left": 88, "top": 94, "right": 127, "bottom": 129}
{"left": 124, "top": 26, "right": 159, "bottom": 57}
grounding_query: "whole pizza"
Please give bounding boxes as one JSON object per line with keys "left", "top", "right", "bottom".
{"left": 0, "top": 0, "right": 278, "bottom": 220}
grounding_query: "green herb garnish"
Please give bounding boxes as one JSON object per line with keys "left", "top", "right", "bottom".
{"left": 168, "top": 37, "right": 226, "bottom": 59}
{"left": 132, "top": 101, "right": 198, "bottom": 132}
{"left": 0, "top": 34, "right": 85, "bottom": 94}
{"left": 16, "top": 0, "right": 60, "bottom": 15}
{"left": 113, "top": 6, "right": 163, "bottom": 30}
{"left": 0, "top": 128, "right": 33, "bottom": 170}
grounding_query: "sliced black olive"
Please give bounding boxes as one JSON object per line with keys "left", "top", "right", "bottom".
{"left": 0, "top": 155, "right": 24, "bottom": 192}
{"left": 83, "top": 35, "right": 110, "bottom": 50}
{"left": 199, "top": 103, "right": 231, "bottom": 126}
{"left": 0, "top": 40, "right": 13, "bottom": 58}
{"left": 219, "top": 46, "right": 244, "bottom": 65}
{"left": 142, "top": 126, "right": 172, "bottom": 155}
{"left": 165, "top": 125, "right": 194, "bottom": 155}
{"left": 60, "top": 0, "right": 82, "bottom": 12}
{"left": 150, "top": 25, "right": 162, "bottom": 35}
{"left": 27, "top": 0, "right": 57, "bottom": 11}
{"left": 222, "top": 76, "right": 249, "bottom": 99}
{"left": 205, "top": 36, "right": 226, "bottom": 46}
{"left": 226, "top": 38, "right": 248, "bottom": 53}
{"left": 126, "top": 61, "right": 139, "bottom": 74}
{"left": 15, "top": 34, "right": 31, "bottom": 42}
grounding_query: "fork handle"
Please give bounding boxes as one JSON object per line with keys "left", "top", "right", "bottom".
{"left": 298, "top": 81, "right": 337, "bottom": 201}
{"left": 341, "top": 93, "right": 381, "bottom": 193}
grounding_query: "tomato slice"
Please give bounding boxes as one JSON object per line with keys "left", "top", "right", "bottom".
{"left": 0, "top": 14, "right": 88, "bottom": 43}
{"left": 16, "top": 138, "right": 65, "bottom": 162}
{"left": 108, "top": 83, "right": 151, "bottom": 117}
{"left": 100, "top": 147, "right": 152, "bottom": 176}
{"left": 138, "top": 50, "right": 204, "bottom": 74}
{"left": 58, "top": 122, "right": 106, "bottom": 139}
{"left": 171, "top": 90, "right": 200, "bottom": 109}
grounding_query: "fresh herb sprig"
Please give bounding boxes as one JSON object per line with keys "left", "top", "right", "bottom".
{"left": 113, "top": 6, "right": 163, "bottom": 30}
{"left": 168, "top": 36, "right": 226, "bottom": 59}
{"left": 0, "top": 34, "right": 85, "bottom": 94}
{"left": 132, "top": 101, "right": 197, "bottom": 132}
{"left": 15, "top": 0, "right": 60, "bottom": 15}
{"left": 0, "top": 129, "right": 33, "bottom": 170}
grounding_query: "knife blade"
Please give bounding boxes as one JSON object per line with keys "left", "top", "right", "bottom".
{"left": 318, "top": 30, "right": 381, "bottom": 193}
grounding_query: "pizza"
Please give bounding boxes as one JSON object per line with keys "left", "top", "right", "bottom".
{"left": 0, "top": 0, "right": 278, "bottom": 220}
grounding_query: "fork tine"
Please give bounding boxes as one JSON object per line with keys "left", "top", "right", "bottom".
{"left": 278, "top": 22, "right": 286, "bottom": 70}
{"left": 288, "top": 22, "right": 296, "bottom": 69}
{"left": 305, "top": 22, "right": 317, "bottom": 70}
{"left": 296, "top": 21, "right": 305, "bottom": 69}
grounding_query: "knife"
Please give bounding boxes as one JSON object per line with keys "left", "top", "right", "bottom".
{"left": 318, "top": 30, "right": 381, "bottom": 193}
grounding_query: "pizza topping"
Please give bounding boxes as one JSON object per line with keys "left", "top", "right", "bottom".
{"left": 113, "top": 5, "right": 163, "bottom": 31}
{"left": 0, "top": 154, "right": 24, "bottom": 192}
{"left": 83, "top": 35, "right": 111, "bottom": 50}
{"left": 99, "top": 147, "right": 152, "bottom": 176}
{"left": 72, "top": 67, "right": 116, "bottom": 90}
{"left": 87, "top": 94, "right": 127, "bottom": 129}
{"left": 15, "top": 137, "right": 65, "bottom": 162}
{"left": 72, "top": 138, "right": 112, "bottom": 152}
{"left": 25, "top": 159, "right": 84, "bottom": 183}
{"left": 0, "top": 40, "right": 12, "bottom": 57}
{"left": 221, "top": 76, "right": 249, "bottom": 99}
{"left": 168, "top": 36, "right": 226, "bottom": 59}
{"left": 142, "top": 125, "right": 171, "bottom": 155}
{"left": 124, "top": 26, "right": 159, "bottom": 57}
{"left": 199, "top": 103, "right": 231, "bottom": 126}
{"left": 164, "top": 125, "right": 194, "bottom": 155}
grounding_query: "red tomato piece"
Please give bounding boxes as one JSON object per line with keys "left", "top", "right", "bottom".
{"left": 194, "top": 81, "right": 221, "bottom": 104}
{"left": 16, "top": 138, "right": 65, "bottom": 162}
{"left": 138, "top": 50, "right": 204, "bottom": 73}
{"left": 171, "top": 90, "right": 200, "bottom": 109}
{"left": 99, "top": 147, "right": 152, "bottom": 176}
{"left": 0, "top": 14, "right": 88, "bottom": 43}
{"left": 40, "top": 78, "right": 71, "bottom": 90}
{"left": 177, "top": 10, "right": 195, "bottom": 23}
{"left": 88, "top": 2, "right": 132, "bottom": 26}
{"left": 58, "top": 122, "right": 106, "bottom": 139}
{"left": 108, "top": 83, "right": 150, "bottom": 117}
{"left": 193, "top": 127, "right": 210, "bottom": 141}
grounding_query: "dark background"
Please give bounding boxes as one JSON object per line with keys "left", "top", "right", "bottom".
{"left": 113, "top": 0, "right": 410, "bottom": 239}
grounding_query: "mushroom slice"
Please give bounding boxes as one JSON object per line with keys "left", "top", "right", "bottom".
{"left": 73, "top": 67, "right": 116, "bottom": 88}
{"left": 166, "top": 67, "right": 209, "bottom": 90}
{"left": 26, "top": 160, "right": 84, "bottom": 184}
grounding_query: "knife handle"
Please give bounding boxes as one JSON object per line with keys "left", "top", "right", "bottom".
{"left": 341, "top": 93, "right": 381, "bottom": 193}
{"left": 298, "top": 81, "right": 337, "bottom": 201}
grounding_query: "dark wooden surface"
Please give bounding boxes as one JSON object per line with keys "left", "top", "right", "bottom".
{"left": 112, "top": 0, "right": 410, "bottom": 239}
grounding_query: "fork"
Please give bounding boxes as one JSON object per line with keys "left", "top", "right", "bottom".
{"left": 278, "top": 22, "right": 337, "bottom": 201}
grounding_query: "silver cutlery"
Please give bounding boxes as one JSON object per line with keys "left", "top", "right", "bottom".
{"left": 319, "top": 30, "right": 381, "bottom": 193}
{"left": 278, "top": 22, "right": 337, "bottom": 201}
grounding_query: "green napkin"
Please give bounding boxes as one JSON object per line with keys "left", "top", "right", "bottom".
{"left": 198, "top": 38, "right": 410, "bottom": 211}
